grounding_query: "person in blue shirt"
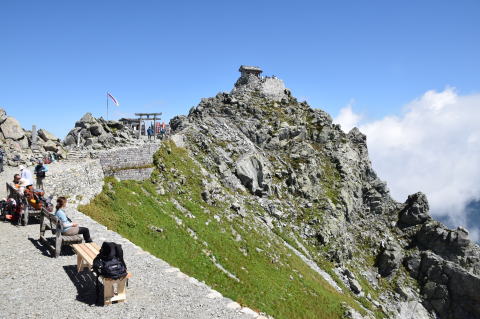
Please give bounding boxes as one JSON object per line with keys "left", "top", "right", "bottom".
{"left": 147, "top": 126, "right": 154, "bottom": 141}
{"left": 34, "top": 160, "right": 48, "bottom": 190}
{"left": 55, "top": 197, "right": 92, "bottom": 242}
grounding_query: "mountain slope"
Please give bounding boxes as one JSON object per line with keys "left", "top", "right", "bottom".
{"left": 80, "top": 68, "right": 480, "bottom": 319}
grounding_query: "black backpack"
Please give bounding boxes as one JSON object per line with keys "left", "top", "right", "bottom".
{"left": 93, "top": 242, "right": 127, "bottom": 279}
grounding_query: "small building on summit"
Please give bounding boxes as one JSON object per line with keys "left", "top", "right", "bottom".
{"left": 239, "top": 65, "right": 263, "bottom": 78}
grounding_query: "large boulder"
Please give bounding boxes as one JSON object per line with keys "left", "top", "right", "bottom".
{"left": 17, "top": 136, "right": 29, "bottom": 149}
{"left": 43, "top": 140, "right": 59, "bottom": 152}
{"left": 0, "top": 108, "right": 7, "bottom": 124}
{"left": 399, "top": 192, "right": 431, "bottom": 226}
{"left": 235, "top": 154, "right": 270, "bottom": 196}
{"left": 90, "top": 124, "right": 106, "bottom": 137}
{"left": 75, "top": 112, "right": 97, "bottom": 128}
{"left": 377, "top": 242, "right": 403, "bottom": 277}
{"left": 38, "top": 128, "right": 59, "bottom": 142}
{"left": 1, "top": 117, "right": 25, "bottom": 140}
{"left": 64, "top": 135, "right": 76, "bottom": 146}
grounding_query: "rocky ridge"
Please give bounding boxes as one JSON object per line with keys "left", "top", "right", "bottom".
{"left": 64, "top": 112, "right": 142, "bottom": 150}
{"left": 0, "top": 108, "right": 66, "bottom": 166}
{"left": 164, "top": 68, "right": 480, "bottom": 318}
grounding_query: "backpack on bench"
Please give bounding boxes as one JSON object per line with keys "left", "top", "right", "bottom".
{"left": 93, "top": 242, "right": 127, "bottom": 279}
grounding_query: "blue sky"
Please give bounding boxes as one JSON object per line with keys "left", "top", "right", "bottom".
{"left": 2, "top": 1, "right": 480, "bottom": 238}
{"left": 1, "top": 0, "right": 479, "bottom": 138}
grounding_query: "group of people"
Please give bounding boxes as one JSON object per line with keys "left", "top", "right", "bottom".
{"left": 146, "top": 125, "right": 168, "bottom": 141}
{"left": 4, "top": 162, "right": 92, "bottom": 243}
{"left": 17, "top": 160, "right": 48, "bottom": 189}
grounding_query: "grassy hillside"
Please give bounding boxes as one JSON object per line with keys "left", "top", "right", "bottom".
{"left": 79, "top": 141, "right": 369, "bottom": 319}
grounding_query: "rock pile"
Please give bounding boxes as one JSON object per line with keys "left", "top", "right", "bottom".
{"left": 64, "top": 113, "right": 139, "bottom": 150}
{"left": 166, "top": 66, "right": 480, "bottom": 319}
{"left": 0, "top": 107, "right": 65, "bottom": 167}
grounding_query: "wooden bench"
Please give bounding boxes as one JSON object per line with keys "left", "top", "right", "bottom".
{"left": 39, "top": 208, "right": 83, "bottom": 257}
{"left": 6, "top": 182, "right": 43, "bottom": 226}
{"left": 72, "top": 243, "right": 132, "bottom": 305}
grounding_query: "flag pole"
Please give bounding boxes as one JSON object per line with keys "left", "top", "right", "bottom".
{"left": 106, "top": 91, "right": 109, "bottom": 121}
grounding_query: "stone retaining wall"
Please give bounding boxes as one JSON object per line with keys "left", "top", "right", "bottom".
{"left": 111, "top": 167, "right": 155, "bottom": 181}
{"left": 42, "top": 144, "right": 160, "bottom": 202}
{"left": 96, "top": 144, "right": 160, "bottom": 176}
{"left": 42, "top": 160, "right": 104, "bottom": 205}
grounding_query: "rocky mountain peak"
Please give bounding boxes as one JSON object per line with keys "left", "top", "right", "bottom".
{"left": 166, "top": 66, "right": 480, "bottom": 319}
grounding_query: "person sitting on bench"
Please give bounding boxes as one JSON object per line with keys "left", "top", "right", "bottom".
{"left": 7, "top": 174, "right": 21, "bottom": 192}
{"left": 55, "top": 197, "right": 93, "bottom": 243}
{"left": 24, "top": 184, "right": 45, "bottom": 210}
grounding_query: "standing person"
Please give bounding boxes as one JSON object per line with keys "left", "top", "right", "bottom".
{"left": 147, "top": 126, "right": 153, "bottom": 141}
{"left": 55, "top": 197, "right": 93, "bottom": 243}
{"left": 34, "top": 160, "right": 48, "bottom": 190}
{"left": 19, "top": 165, "right": 33, "bottom": 185}
{"left": 0, "top": 147, "right": 5, "bottom": 173}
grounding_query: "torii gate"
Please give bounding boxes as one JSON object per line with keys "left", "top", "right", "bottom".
{"left": 134, "top": 113, "right": 162, "bottom": 139}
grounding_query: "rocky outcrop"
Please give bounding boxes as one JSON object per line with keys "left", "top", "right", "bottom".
{"left": 166, "top": 67, "right": 480, "bottom": 319}
{"left": 0, "top": 108, "right": 66, "bottom": 167}
{"left": 1, "top": 117, "right": 24, "bottom": 140}
{"left": 64, "top": 113, "right": 140, "bottom": 150}
{"left": 405, "top": 251, "right": 480, "bottom": 319}
{"left": 235, "top": 154, "right": 271, "bottom": 196}
{"left": 398, "top": 192, "right": 431, "bottom": 226}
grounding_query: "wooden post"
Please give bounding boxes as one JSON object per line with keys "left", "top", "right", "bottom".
{"left": 153, "top": 115, "right": 157, "bottom": 140}
{"left": 31, "top": 125, "right": 37, "bottom": 149}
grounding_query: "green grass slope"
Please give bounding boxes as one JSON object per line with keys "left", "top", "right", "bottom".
{"left": 79, "top": 141, "right": 367, "bottom": 319}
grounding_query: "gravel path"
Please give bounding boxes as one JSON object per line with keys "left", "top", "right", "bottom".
{"left": 0, "top": 206, "right": 263, "bottom": 319}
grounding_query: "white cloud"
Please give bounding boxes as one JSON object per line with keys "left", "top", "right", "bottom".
{"left": 333, "top": 100, "right": 362, "bottom": 133}
{"left": 335, "top": 88, "right": 480, "bottom": 241}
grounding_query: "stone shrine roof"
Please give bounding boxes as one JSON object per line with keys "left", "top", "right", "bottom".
{"left": 239, "top": 65, "right": 263, "bottom": 74}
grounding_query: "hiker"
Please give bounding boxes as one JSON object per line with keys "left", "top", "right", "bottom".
{"left": 24, "top": 184, "right": 45, "bottom": 210}
{"left": 0, "top": 147, "right": 4, "bottom": 173}
{"left": 7, "top": 174, "right": 21, "bottom": 192}
{"left": 19, "top": 165, "right": 33, "bottom": 185}
{"left": 34, "top": 160, "right": 48, "bottom": 190}
{"left": 147, "top": 126, "right": 154, "bottom": 141}
{"left": 55, "top": 197, "right": 92, "bottom": 243}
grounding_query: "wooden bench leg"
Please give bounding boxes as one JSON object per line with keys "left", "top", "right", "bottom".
{"left": 76, "top": 254, "right": 84, "bottom": 272}
{"left": 103, "top": 280, "right": 115, "bottom": 305}
{"left": 102, "top": 277, "right": 128, "bottom": 305}
{"left": 116, "top": 278, "right": 127, "bottom": 303}
{"left": 55, "top": 236, "right": 62, "bottom": 258}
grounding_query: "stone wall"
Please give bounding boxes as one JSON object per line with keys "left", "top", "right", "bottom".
{"left": 111, "top": 167, "right": 155, "bottom": 181}
{"left": 41, "top": 144, "right": 160, "bottom": 204}
{"left": 42, "top": 159, "right": 104, "bottom": 205}
{"left": 96, "top": 144, "right": 160, "bottom": 176}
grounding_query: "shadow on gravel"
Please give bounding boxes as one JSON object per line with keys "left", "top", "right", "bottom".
{"left": 28, "top": 237, "right": 52, "bottom": 257}
{"left": 63, "top": 265, "right": 101, "bottom": 306}
{"left": 27, "top": 237, "right": 76, "bottom": 257}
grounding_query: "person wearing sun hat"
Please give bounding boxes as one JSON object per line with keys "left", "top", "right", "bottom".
{"left": 19, "top": 165, "right": 33, "bottom": 185}
{"left": 17, "top": 178, "right": 31, "bottom": 193}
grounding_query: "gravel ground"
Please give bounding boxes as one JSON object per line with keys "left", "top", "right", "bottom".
{"left": 0, "top": 206, "right": 263, "bottom": 319}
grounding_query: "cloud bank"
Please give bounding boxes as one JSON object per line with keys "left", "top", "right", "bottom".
{"left": 334, "top": 88, "right": 480, "bottom": 241}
